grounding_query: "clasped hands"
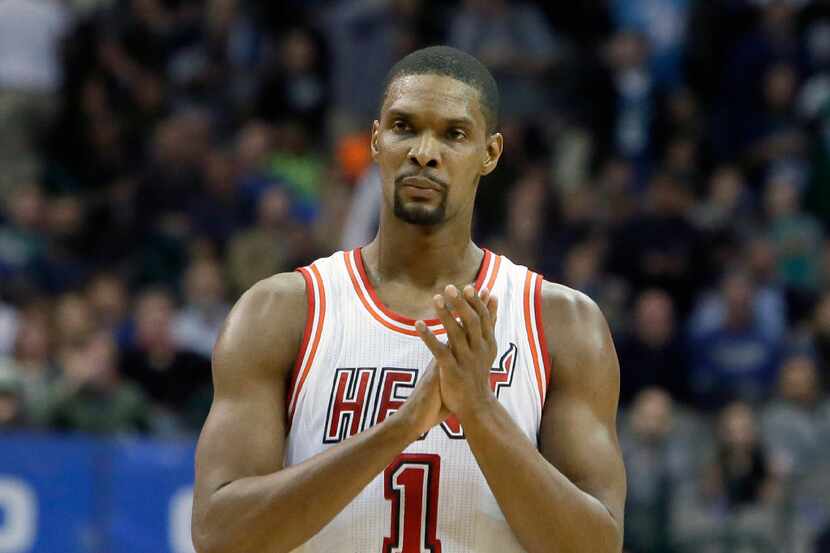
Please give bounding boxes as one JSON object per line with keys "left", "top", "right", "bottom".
{"left": 408, "top": 284, "right": 499, "bottom": 433}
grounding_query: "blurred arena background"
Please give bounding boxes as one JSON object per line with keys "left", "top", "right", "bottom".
{"left": 1, "top": 0, "right": 830, "bottom": 552}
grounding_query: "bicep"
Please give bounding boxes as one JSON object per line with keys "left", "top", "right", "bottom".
{"left": 538, "top": 287, "right": 627, "bottom": 524}
{"left": 192, "top": 274, "right": 306, "bottom": 515}
{"left": 539, "top": 386, "right": 626, "bottom": 523}
{"left": 194, "top": 366, "right": 287, "bottom": 502}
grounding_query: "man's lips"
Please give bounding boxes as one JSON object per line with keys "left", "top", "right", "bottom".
{"left": 400, "top": 176, "right": 444, "bottom": 191}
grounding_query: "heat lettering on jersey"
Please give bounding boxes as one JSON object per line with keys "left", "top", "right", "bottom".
{"left": 323, "top": 368, "right": 376, "bottom": 443}
{"left": 323, "top": 343, "right": 517, "bottom": 443}
{"left": 373, "top": 368, "right": 419, "bottom": 426}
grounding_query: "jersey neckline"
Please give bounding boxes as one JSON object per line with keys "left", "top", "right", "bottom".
{"left": 344, "top": 247, "right": 498, "bottom": 336}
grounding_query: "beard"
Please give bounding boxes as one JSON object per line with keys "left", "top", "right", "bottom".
{"left": 393, "top": 183, "right": 448, "bottom": 226}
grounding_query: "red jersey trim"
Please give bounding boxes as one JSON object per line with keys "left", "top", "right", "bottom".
{"left": 533, "top": 272, "right": 552, "bottom": 396}
{"left": 523, "top": 270, "right": 547, "bottom": 408}
{"left": 288, "top": 264, "right": 326, "bottom": 422}
{"left": 346, "top": 248, "right": 500, "bottom": 337}
{"left": 344, "top": 248, "right": 501, "bottom": 336}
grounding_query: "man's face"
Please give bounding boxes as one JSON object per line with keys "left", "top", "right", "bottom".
{"left": 371, "top": 74, "right": 502, "bottom": 227}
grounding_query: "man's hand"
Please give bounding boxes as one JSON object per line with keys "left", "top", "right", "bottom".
{"left": 397, "top": 358, "right": 451, "bottom": 439}
{"left": 415, "top": 285, "right": 499, "bottom": 420}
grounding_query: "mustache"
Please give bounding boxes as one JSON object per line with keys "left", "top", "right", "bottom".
{"left": 394, "top": 173, "right": 449, "bottom": 189}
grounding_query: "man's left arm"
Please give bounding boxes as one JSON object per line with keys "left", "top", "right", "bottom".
{"left": 418, "top": 282, "right": 626, "bottom": 553}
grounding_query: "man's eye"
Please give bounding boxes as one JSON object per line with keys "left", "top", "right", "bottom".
{"left": 393, "top": 121, "right": 410, "bottom": 132}
{"left": 448, "top": 129, "right": 466, "bottom": 140}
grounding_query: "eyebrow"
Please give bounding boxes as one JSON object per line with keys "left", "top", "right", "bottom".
{"left": 386, "top": 109, "right": 475, "bottom": 128}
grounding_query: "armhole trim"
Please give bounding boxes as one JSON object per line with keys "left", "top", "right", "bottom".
{"left": 287, "top": 265, "right": 326, "bottom": 424}
{"left": 533, "top": 273, "right": 552, "bottom": 395}
{"left": 523, "top": 270, "right": 547, "bottom": 409}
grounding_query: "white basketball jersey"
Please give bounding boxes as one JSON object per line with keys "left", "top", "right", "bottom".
{"left": 285, "top": 248, "right": 551, "bottom": 553}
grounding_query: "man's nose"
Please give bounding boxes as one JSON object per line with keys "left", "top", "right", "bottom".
{"left": 409, "top": 132, "right": 440, "bottom": 168}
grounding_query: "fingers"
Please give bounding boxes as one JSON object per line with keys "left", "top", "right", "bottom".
{"left": 430, "top": 291, "right": 470, "bottom": 357}
{"left": 445, "top": 285, "right": 483, "bottom": 347}
{"left": 415, "top": 319, "right": 457, "bottom": 369}
{"left": 470, "top": 286, "right": 494, "bottom": 345}
{"left": 487, "top": 292, "right": 498, "bottom": 327}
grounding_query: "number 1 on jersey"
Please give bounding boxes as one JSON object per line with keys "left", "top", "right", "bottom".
{"left": 383, "top": 453, "right": 442, "bottom": 553}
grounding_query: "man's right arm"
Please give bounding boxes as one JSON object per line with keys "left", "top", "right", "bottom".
{"left": 191, "top": 272, "right": 446, "bottom": 553}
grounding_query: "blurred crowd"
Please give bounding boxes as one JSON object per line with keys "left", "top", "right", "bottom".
{"left": 1, "top": 0, "right": 830, "bottom": 551}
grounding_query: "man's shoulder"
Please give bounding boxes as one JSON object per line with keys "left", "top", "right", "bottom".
{"left": 538, "top": 279, "right": 604, "bottom": 332}
{"left": 237, "top": 271, "right": 309, "bottom": 333}
{"left": 536, "top": 279, "right": 618, "bottom": 388}
{"left": 247, "top": 271, "right": 308, "bottom": 301}
{"left": 213, "top": 272, "right": 309, "bottom": 378}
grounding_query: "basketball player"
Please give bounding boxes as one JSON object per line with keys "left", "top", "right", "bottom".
{"left": 192, "top": 46, "right": 626, "bottom": 553}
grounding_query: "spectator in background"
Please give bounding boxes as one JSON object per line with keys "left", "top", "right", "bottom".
{"left": 0, "top": 365, "right": 27, "bottom": 430}
{"left": 705, "top": 401, "right": 780, "bottom": 510}
{"left": 539, "top": 182, "right": 599, "bottom": 280}
{"left": 188, "top": 149, "right": 240, "bottom": 250}
{"left": 690, "top": 236, "right": 788, "bottom": 344}
{"left": 4, "top": 307, "right": 57, "bottom": 422}
{"left": 121, "top": 287, "right": 210, "bottom": 433}
{"left": 0, "top": 0, "right": 69, "bottom": 194}
{"left": 227, "top": 186, "right": 296, "bottom": 295}
{"left": 167, "top": 0, "right": 263, "bottom": 120}
{"left": 764, "top": 169, "right": 823, "bottom": 295}
{"left": 137, "top": 110, "right": 213, "bottom": 232}
{"left": 172, "top": 257, "right": 229, "bottom": 358}
{"left": 450, "top": 0, "right": 560, "bottom": 120}
{"left": 660, "top": 133, "right": 702, "bottom": 188}
{"left": 802, "top": 15, "right": 830, "bottom": 223}
{"left": 602, "top": 30, "right": 657, "bottom": 171}
{"left": 745, "top": 237, "right": 788, "bottom": 342}
{"left": 594, "top": 157, "right": 638, "bottom": 228}
{"left": 263, "top": 121, "right": 326, "bottom": 225}
{"left": 324, "top": 0, "right": 429, "bottom": 124}
{"left": 610, "top": 0, "right": 690, "bottom": 88}
{"left": 559, "top": 237, "right": 630, "bottom": 332}
{"left": 761, "top": 354, "right": 825, "bottom": 476}
{"left": 688, "top": 271, "right": 781, "bottom": 407}
{"left": 256, "top": 27, "right": 329, "bottom": 134}
{"left": 41, "top": 331, "right": 152, "bottom": 434}
{"left": 609, "top": 172, "right": 700, "bottom": 316}
{"left": 652, "top": 88, "right": 706, "bottom": 162}
{"left": 617, "top": 289, "right": 691, "bottom": 407}
{"left": 0, "top": 182, "right": 45, "bottom": 290}
{"left": 85, "top": 272, "right": 129, "bottom": 338}
{"left": 671, "top": 401, "right": 782, "bottom": 550}
{"left": 717, "top": 0, "right": 801, "bottom": 161}
{"left": 743, "top": 62, "right": 807, "bottom": 175}
{"left": 30, "top": 194, "right": 91, "bottom": 294}
{"left": 53, "top": 292, "right": 95, "bottom": 350}
{"left": 620, "top": 388, "right": 696, "bottom": 553}
{"left": 129, "top": 112, "right": 216, "bottom": 288}
{"left": 487, "top": 170, "right": 547, "bottom": 271}
{"left": 691, "top": 165, "right": 752, "bottom": 247}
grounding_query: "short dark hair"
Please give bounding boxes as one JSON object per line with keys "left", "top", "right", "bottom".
{"left": 381, "top": 45, "right": 500, "bottom": 133}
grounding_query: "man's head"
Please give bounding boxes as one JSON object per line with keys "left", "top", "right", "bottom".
{"left": 634, "top": 289, "right": 675, "bottom": 348}
{"left": 630, "top": 387, "right": 674, "bottom": 444}
{"left": 372, "top": 46, "right": 503, "bottom": 227}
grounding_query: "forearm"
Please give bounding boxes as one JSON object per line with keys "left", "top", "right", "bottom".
{"left": 195, "top": 412, "right": 417, "bottom": 553}
{"left": 462, "top": 399, "right": 622, "bottom": 553}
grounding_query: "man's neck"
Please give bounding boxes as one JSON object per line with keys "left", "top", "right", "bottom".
{"left": 362, "top": 209, "right": 482, "bottom": 292}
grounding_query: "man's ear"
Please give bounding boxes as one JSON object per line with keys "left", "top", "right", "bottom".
{"left": 481, "top": 132, "right": 504, "bottom": 176}
{"left": 370, "top": 120, "right": 380, "bottom": 160}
